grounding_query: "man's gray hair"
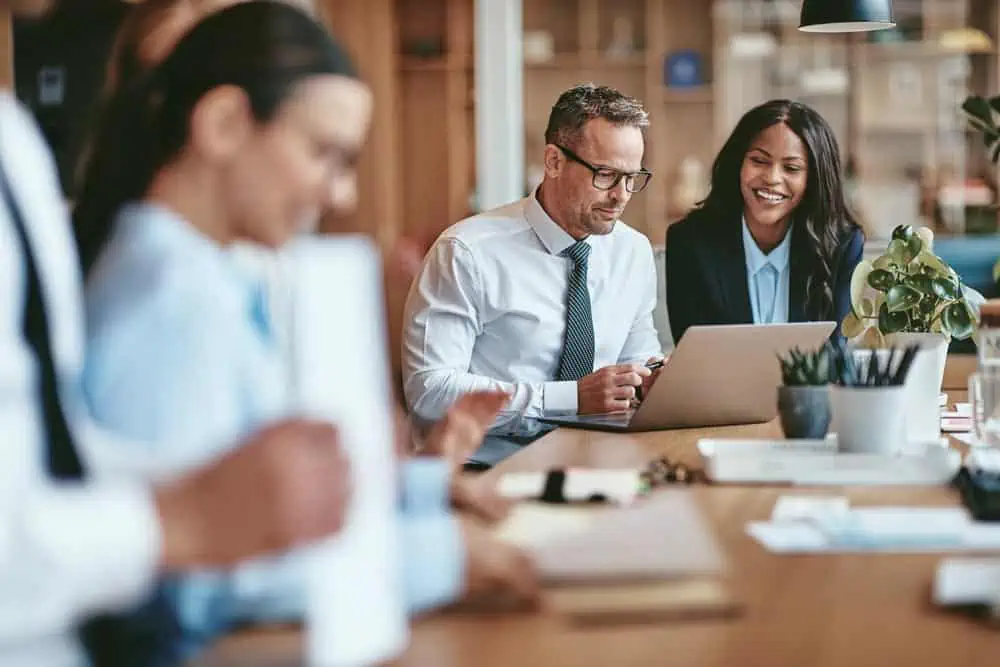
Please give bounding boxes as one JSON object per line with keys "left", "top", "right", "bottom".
{"left": 544, "top": 83, "right": 649, "bottom": 148}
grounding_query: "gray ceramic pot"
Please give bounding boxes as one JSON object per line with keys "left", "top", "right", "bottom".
{"left": 777, "top": 385, "right": 831, "bottom": 439}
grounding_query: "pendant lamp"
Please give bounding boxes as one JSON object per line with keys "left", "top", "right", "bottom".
{"left": 799, "top": 0, "right": 895, "bottom": 33}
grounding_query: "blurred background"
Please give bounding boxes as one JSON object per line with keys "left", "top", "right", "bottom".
{"left": 4, "top": 0, "right": 1000, "bottom": 277}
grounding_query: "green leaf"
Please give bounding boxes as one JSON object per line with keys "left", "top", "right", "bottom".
{"left": 942, "top": 302, "right": 975, "bottom": 340}
{"left": 879, "top": 302, "right": 909, "bottom": 333}
{"left": 891, "top": 225, "right": 914, "bottom": 242}
{"left": 842, "top": 311, "right": 864, "bottom": 338}
{"left": 916, "top": 227, "right": 934, "bottom": 252}
{"left": 907, "top": 274, "right": 933, "bottom": 295}
{"left": 931, "top": 277, "right": 959, "bottom": 300}
{"left": 887, "top": 239, "right": 916, "bottom": 264}
{"left": 873, "top": 255, "right": 898, "bottom": 271}
{"left": 915, "top": 250, "right": 951, "bottom": 277}
{"left": 989, "top": 95, "right": 1000, "bottom": 114}
{"left": 867, "top": 268, "right": 896, "bottom": 292}
{"left": 849, "top": 259, "right": 873, "bottom": 314}
{"left": 814, "top": 353, "right": 829, "bottom": 383}
{"left": 885, "top": 284, "right": 922, "bottom": 313}
{"left": 962, "top": 95, "right": 997, "bottom": 131}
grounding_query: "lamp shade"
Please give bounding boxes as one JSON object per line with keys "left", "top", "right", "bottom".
{"left": 799, "top": 0, "right": 895, "bottom": 33}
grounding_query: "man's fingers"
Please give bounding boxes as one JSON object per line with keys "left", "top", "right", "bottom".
{"left": 604, "top": 398, "right": 632, "bottom": 413}
{"left": 610, "top": 363, "right": 651, "bottom": 378}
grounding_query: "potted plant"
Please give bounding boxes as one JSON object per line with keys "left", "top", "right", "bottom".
{"left": 841, "top": 223, "right": 979, "bottom": 443}
{"left": 961, "top": 94, "right": 1000, "bottom": 290}
{"left": 961, "top": 94, "right": 1000, "bottom": 164}
{"left": 777, "top": 345, "right": 833, "bottom": 439}
{"left": 842, "top": 224, "right": 976, "bottom": 346}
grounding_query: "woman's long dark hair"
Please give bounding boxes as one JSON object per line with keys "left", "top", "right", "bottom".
{"left": 72, "top": 0, "right": 357, "bottom": 275}
{"left": 689, "top": 99, "right": 861, "bottom": 320}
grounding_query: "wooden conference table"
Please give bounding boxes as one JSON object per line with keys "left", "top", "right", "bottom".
{"left": 198, "top": 355, "right": 998, "bottom": 667}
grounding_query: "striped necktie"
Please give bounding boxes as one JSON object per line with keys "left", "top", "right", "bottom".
{"left": 554, "top": 240, "right": 595, "bottom": 381}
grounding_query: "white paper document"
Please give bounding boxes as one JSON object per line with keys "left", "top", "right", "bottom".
{"left": 934, "top": 558, "right": 1000, "bottom": 605}
{"left": 288, "top": 237, "right": 407, "bottom": 666}
{"left": 748, "top": 495, "right": 1000, "bottom": 554}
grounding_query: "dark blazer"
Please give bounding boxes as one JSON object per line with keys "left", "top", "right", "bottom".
{"left": 665, "top": 213, "right": 864, "bottom": 344}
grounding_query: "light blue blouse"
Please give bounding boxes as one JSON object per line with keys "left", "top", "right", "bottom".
{"left": 82, "top": 202, "right": 463, "bottom": 655}
{"left": 741, "top": 218, "right": 792, "bottom": 325}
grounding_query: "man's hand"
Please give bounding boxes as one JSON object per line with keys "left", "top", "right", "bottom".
{"left": 424, "top": 390, "right": 510, "bottom": 468}
{"left": 450, "top": 475, "right": 511, "bottom": 524}
{"left": 577, "top": 364, "right": 651, "bottom": 414}
{"left": 459, "top": 517, "right": 540, "bottom": 607}
{"left": 637, "top": 355, "right": 665, "bottom": 403}
{"left": 156, "top": 419, "right": 350, "bottom": 571}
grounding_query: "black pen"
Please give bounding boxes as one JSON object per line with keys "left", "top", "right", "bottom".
{"left": 635, "top": 359, "right": 665, "bottom": 403}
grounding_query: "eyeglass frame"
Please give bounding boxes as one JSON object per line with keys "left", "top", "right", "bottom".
{"left": 553, "top": 144, "right": 653, "bottom": 193}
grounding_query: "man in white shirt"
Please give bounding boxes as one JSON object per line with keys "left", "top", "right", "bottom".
{"left": 403, "top": 83, "right": 663, "bottom": 465}
{"left": 0, "top": 1, "right": 351, "bottom": 664}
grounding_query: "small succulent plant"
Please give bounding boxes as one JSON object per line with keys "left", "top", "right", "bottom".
{"left": 778, "top": 345, "right": 833, "bottom": 386}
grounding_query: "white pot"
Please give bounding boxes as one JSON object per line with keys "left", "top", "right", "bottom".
{"left": 845, "top": 332, "right": 947, "bottom": 448}
{"left": 830, "top": 385, "right": 907, "bottom": 454}
{"left": 884, "top": 332, "right": 948, "bottom": 445}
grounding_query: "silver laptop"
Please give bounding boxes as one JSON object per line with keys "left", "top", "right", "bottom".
{"left": 539, "top": 322, "right": 837, "bottom": 433}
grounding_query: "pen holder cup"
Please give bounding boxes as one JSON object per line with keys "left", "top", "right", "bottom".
{"left": 830, "top": 384, "right": 907, "bottom": 455}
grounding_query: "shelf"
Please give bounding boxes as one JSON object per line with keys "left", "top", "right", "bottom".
{"left": 399, "top": 55, "right": 471, "bottom": 72}
{"left": 858, "top": 41, "right": 983, "bottom": 60}
{"left": 662, "top": 86, "right": 714, "bottom": 104}
{"left": 525, "top": 52, "right": 649, "bottom": 70}
{"left": 525, "top": 53, "right": 584, "bottom": 69}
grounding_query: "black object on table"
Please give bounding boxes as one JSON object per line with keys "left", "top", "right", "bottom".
{"left": 954, "top": 466, "right": 1000, "bottom": 522}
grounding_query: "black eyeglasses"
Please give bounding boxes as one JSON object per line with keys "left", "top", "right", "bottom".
{"left": 555, "top": 144, "right": 653, "bottom": 193}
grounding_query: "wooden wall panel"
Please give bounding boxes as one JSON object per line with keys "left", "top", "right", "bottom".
{"left": 0, "top": 10, "right": 11, "bottom": 88}
{"left": 318, "top": 0, "right": 400, "bottom": 246}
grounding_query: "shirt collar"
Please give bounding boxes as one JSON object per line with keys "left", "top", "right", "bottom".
{"left": 523, "top": 186, "right": 591, "bottom": 256}
{"left": 741, "top": 216, "right": 792, "bottom": 275}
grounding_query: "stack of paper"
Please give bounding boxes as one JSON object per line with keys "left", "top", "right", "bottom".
{"left": 496, "top": 492, "right": 740, "bottom": 624}
{"left": 934, "top": 558, "right": 1000, "bottom": 605}
{"left": 748, "top": 495, "right": 1000, "bottom": 553}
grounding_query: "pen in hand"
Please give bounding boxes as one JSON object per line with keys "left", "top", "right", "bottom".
{"left": 635, "top": 358, "right": 665, "bottom": 403}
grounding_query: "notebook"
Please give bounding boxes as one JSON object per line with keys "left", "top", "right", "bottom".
{"left": 496, "top": 492, "right": 740, "bottom": 624}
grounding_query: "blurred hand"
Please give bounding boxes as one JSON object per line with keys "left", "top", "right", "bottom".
{"left": 450, "top": 475, "right": 511, "bottom": 524}
{"left": 459, "top": 517, "right": 540, "bottom": 607}
{"left": 577, "top": 363, "right": 650, "bottom": 414}
{"left": 424, "top": 391, "right": 510, "bottom": 468}
{"left": 156, "top": 420, "right": 350, "bottom": 570}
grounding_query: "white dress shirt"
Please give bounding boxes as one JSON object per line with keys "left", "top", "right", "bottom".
{"left": 742, "top": 218, "right": 791, "bottom": 325}
{"left": 402, "top": 191, "right": 661, "bottom": 435}
{"left": 0, "top": 94, "right": 160, "bottom": 666}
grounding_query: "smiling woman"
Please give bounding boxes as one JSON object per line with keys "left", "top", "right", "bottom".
{"left": 664, "top": 99, "right": 865, "bottom": 344}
